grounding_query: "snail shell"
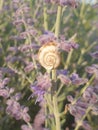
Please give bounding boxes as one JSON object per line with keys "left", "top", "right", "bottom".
{"left": 38, "top": 42, "right": 60, "bottom": 70}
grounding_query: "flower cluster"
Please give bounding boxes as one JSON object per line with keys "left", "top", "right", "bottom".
{"left": 31, "top": 73, "right": 52, "bottom": 102}
{"left": 6, "top": 97, "right": 30, "bottom": 122}
{"left": 58, "top": 72, "right": 88, "bottom": 86}
{"left": 21, "top": 124, "right": 32, "bottom": 130}
{"left": 67, "top": 84, "right": 98, "bottom": 130}
{"left": 45, "top": 0, "right": 78, "bottom": 7}
{"left": 85, "top": 64, "right": 98, "bottom": 84}
{"left": 0, "top": 70, "right": 31, "bottom": 124}
{"left": 0, "top": 71, "right": 13, "bottom": 98}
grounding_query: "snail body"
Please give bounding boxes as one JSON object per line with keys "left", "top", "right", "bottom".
{"left": 38, "top": 42, "right": 60, "bottom": 70}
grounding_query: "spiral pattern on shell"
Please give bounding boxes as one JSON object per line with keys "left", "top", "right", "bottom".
{"left": 38, "top": 42, "right": 60, "bottom": 70}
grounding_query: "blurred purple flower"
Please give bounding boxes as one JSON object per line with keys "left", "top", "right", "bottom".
{"left": 24, "top": 62, "right": 34, "bottom": 73}
{"left": 68, "top": 85, "right": 98, "bottom": 129}
{"left": 0, "top": 89, "right": 9, "bottom": 98}
{"left": 31, "top": 73, "right": 51, "bottom": 102}
{"left": 0, "top": 67, "right": 15, "bottom": 76}
{"left": 82, "top": 121, "right": 92, "bottom": 130}
{"left": 85, "top": 64, "right": 98, "bottom": 82}
{"left": 70, "top": 73, "right": 88, "bottom": 85}
{"left": 67, "top": 95, "right": 74, "bottom": 103}
{"left": 0, "top": 75, "right": 11, "bottom": 98}
{"left": 45, "top": 0, "right": 78, "bottom": 7}
{"left": 59, "top": 40, "right": 79, "bottom": 52}
{"left": 83, "top": 87, "right": 98, "bottom": 104}
{"left": 85, "top": 66, "right": 96, "bottom": 74}
{"left": 38, "top": 32, "right": 57, "bottom": 45}
{"left": 21, "top": 124, "right": 32, "bottom": 130}
{"left": 13, "top": 19, "right": 24, "bottom": 26}
{"left": 70, "top": 73, "right": 79, "bottom": 80}
{"left": 57, "top": 69, "right": 68, "bottom": 75}
{"left": 58, "top": 74, "right": 71, "bottom": 85}
{"left": 72, "top": 78, "right": 88, "bottom": 86}
{"left": 6, "top": 98, "right": 30, "bottom": 122}
{"left": 90, "top": 51, "right": 98, "bottom": 59}
{"left": 18, "top": 43, "right": 40, "bottom": 52}
{"left": 8, "top": 46, "right": 19, "bottom": 53}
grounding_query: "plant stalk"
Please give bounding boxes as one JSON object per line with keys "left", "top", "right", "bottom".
{"left": 44, "top": 3, "right": 48, "bottom": 30}
{"left": 55, "top": 5, "right": 62, "bottom": 37}
{"left": 53, "top": 95, "right": 61, "bottom": 130}
{"left": 0, "top": 0, "right": 3, "bottom": 10}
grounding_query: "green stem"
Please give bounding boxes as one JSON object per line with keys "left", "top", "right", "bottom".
{"left": 51, "top": 69, "right": 61, "bottom": 130}
{"left": 64, "top": 34, "right": 77, "bottom": 69}
{"left": 52, "top": 69, "right": 56, "bottom": 81}
{"left": 53, "top": 95, "right": 61, "bottom": 130}
{"left": 64, "top": 49, "right": 73, "bottom": 69}
{"left": 55, "top": 6, "right": 62, "bottom": 37}
{"left": 80, "top": 0, "right": 85, "bottom": 19}
{"left": 43, "top": 3, "right": 48, "bottom": 30}
{"left": 0, "top": 0, "right": 3, "bottom": 10}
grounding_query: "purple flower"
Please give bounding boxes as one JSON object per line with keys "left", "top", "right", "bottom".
{"left": 0, "top": 89, "right": 9, "bottom": 98}
{"left": 70, "top": 73, "right": 88, "bottom": 85}
{"left": 18, "top": 43, "right": 40, "bottom": 52}
{"left": 82, "top": 121, "right": 92, "bottom": 130}
{"left": 68, "top": 85, "right": 98, "bottom": 129}
{"left": 6, "top": 99, "right": 21, "bottom": 120}
{"left": 36, "top": 73, "right": 52, "bottom": 90}
{"left": 21, "top": 106, "right": 31, "bottom": 122}
{"left": 6, "top": 98, "right": 30, "bottom": 122}
{"left": 58, "top": 74, "right": 71, "bottom": 85}
{"left": 59, "top": 40, "right": 79, "bottom": 52}
{"left": 60, "top": 42, "right": 72, "bottom": 52}
{"left": 13, "top": 19, "right": 24, "bottom": 26}
{"left": 0, "top": 75, "right": 11, "bottom": 98}
{"left": 90, "top": 51, "right": 98, "bottom": 59}
{"left": 83, "top": 87, "right": 98, "bottom": 104}
{"left": 8, "top": 46, "right": 19, "bottom": 53}
{"left": 45, "top": 0, "right": 78, "bottom": 7}
{"left": 70, "top": 73, "right": 79, "bottom": 80}
{"left": 72, "top": 78, "right": 88, "bottom": 85}
{"left": 57, "top": 69, "right": 68, "bottom": 75}
{"left": 31, "top": 73, "right": 51, "bottom": 102}
{"left": 21, "top": 124, "right": 32, "bottom": 130}
{"left": 85, "top": 66, "right": 96, "bottom": 74}
{"left": 67, "top": 95, "right": 74, "bottom": 103}
{"left": 38, "top": 32, "right": 57, "bottom": 45}
{"left": 24, "top": 62, "right": 34, "bottom": 73}
{"left": 70, "top": 41, "right": 79, "bottom": 49}
{"left": 85, "top": 65, "right": 98, "bottom": 81}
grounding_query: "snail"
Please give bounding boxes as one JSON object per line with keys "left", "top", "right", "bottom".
{"left": 38, "top": 42, "right": 60, "bottom": 70}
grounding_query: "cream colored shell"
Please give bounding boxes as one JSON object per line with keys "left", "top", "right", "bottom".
{"left": 38, "top": 42, "right": 60, "bottom": 70}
